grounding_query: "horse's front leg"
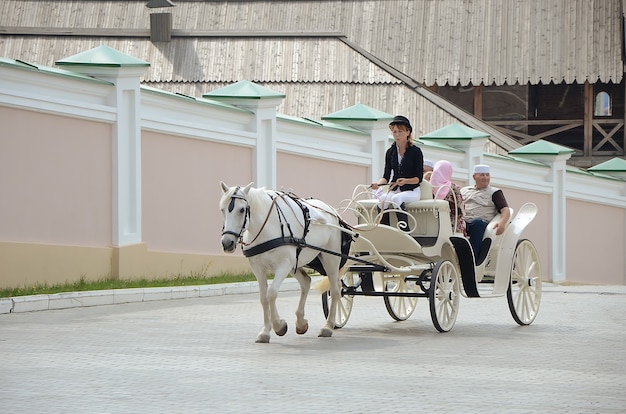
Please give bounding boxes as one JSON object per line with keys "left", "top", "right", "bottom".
{"left": 267, "top": 264, "right": 291, "bottom": 337}
{"left": 292, "top": 268, "right": 311, "bottom": 335}
{"left": 253, "top": 270, "right": 272, "bottom": 343}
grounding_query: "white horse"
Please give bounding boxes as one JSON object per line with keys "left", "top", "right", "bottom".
{"left": 219, "top": 182, "right": 345, "bottom": 343}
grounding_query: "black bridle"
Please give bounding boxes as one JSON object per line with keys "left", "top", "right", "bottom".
{"left": 221, "top": 186, "right": 250, "bottom": 241}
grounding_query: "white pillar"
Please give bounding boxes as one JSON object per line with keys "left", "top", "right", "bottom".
{"left": 55, "top": 46, "right": 149, "bottom": 246}
{"left": 251, "top": 104, "right": 281, "bottom": 189}
{"left": 203, "top": 81, "right": 284, "bottom": 189}
{"left": 510, "top": 142, "right": 574, "bottom": 283}
{"left": 109, "top": 75, "right": 144, "bottom": 246}
{"left": 531, "top": 154, "right": 571, "bottom": 282}
{"left": 418, "top": 123, "right": 490, "bottom": 183}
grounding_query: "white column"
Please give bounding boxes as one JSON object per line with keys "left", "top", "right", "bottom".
{"left": 202, "top": 82, "right": 284, "bottom": 189}
{"left": 529, "top": 153, "right": 571, "bottom": 282}
{"left": 55, "top": 47, "right": 149, "bottom": 247}
{"left": 251, "top": 105, "right": 280, "bottom": 189}
{"left": 226, "top": 98, "right": 283, "bottom": 189}
{"left": 110, "top": 75, "right": 143, "bottom": 246}
{"left": 69, "top": 66, "right": 147, "bottom": 246}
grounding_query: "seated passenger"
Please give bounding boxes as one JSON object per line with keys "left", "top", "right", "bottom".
{"left": 430, "top": 160, "right": 466, "bottom": 236}
{"left": 461, "top": 164, "right": 510, "bottom": 260}
{"left": 370, "top": 115, "right": 424, "bottom": 227}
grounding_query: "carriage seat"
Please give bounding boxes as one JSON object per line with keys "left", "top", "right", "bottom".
{"left": 399, "top": 180, "right": 445, "bottom": 245}
{"left": 354, "top": 180, "right": 450, "bottom": 247}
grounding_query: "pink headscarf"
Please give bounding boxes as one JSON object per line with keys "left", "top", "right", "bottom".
{"left": 430, "top": 160, "right": 454, "bottom": 200}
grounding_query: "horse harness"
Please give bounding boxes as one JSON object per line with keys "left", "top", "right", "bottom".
{"left": 252, "top": 191, "right": 324, "bottom": 263}
{"left": 223, "top": 188, "right": 354, "bottom": 275}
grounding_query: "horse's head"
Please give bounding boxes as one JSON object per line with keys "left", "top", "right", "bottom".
{"left": 219, "top": 182, "right": 253, "bottom": 253}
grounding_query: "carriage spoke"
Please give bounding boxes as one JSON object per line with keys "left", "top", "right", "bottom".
{"left": 429, "top": 260, "right": 460, "bottom": 332}
{"left": 322, "top": 271, "right": 355, "bottom": 329}
{"left": 508, "top": 239, "right": 542, "bottom": 325}
{"left": 384, "top": 275, "right": 419, "bottom": 321}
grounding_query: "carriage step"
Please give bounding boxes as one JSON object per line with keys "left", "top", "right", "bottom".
{"left": 341, "top": 290, "right": 428, "bottom": 298}
{"left": 348, "top": 265, "right": 388, "bottom": 272}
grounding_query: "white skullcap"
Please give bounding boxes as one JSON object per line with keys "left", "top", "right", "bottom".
{"left": 423, "top": 159, "right": 434, "bottom": 168}
{"left": 473, "top": 164, "right": 490, "bottom": 174}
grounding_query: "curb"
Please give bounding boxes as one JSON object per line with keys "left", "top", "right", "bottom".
{"left": 2, "top": 279, "right": 624, "bottom": 315}
{"left": 0, "top": 278, "right": 311, "bottom": 315}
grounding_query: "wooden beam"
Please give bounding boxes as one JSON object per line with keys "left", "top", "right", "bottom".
{"left": 583, "top": 81, "right": 593, "bottom": 157}
{"left": 0, "top": 26, "right": 345, "bottom": 38}
{"left": 491, "top": 119, "right": 582, "bottom": 126}
{"left": 592, "top": 121, "right": 624, "bottom": 153}
{"left": 474, "top": 83, "right": 483, "bottom": 119}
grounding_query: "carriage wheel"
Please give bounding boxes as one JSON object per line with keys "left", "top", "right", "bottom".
{"left": 429, "top": 260, "right": 460, "bottom": 332}
{"left": 507, "top": 239, "right": 542, "bottom": 325}
{"left": 321, "top": 271, "right": 355, "bottom": 329}
{"left": 383, "top": 274, "right": 419, "bottom": 321}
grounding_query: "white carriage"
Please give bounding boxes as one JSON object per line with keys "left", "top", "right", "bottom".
{"left": 322, "top": 181, "right": 542, "bottom": 332}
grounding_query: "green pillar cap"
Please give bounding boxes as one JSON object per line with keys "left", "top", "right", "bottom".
{"left": 322, "top": 104, "right": 392, "bottom": 121}
{"left": 55, "top": 45, "right": 150, "bottom": 68}
{"left": 587, "top": 157, "right": 626, "bottom": 173}
{"left": 509, "top": 140, "right": 575, "bottom": 156}
{"left": 203, "top": 80, "right": 285, "bottom": 99}
{"left": 420, "top": 123, "right": 490, "bottom": 140}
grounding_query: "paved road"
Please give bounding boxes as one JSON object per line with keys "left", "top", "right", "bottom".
{"left": 1, "top": 282, "right": 625, "bottom": 413}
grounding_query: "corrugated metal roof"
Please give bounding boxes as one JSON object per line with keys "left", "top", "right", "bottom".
{"left": 0, "top": 36, "right": 401, "bottom": 84}
{"left": 1, "top": 0, "right": 620, "bottom": 156}
{"left": 1, "top": 0, "right": 621, "bottom": 86}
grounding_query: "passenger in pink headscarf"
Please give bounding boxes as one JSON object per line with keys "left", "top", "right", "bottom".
{"left": 430, "top": 160, "right": 466, "bottom": 235}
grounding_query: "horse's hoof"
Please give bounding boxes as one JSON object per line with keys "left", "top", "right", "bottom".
{"left": 275, "top": 320, "right": 288, "bottom": 336}
{"left": 296, "top": 321, "right": 309, "bottom": 335}
{"left": 255, "top": 334, "right": 270, "bottom": 343}
{"left": 318, "top": 328, "right": 333, "bottom": 338}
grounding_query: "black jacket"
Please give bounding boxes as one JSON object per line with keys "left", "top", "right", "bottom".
{"left": 382, "top": 143, "right": 424, "bottom": 191}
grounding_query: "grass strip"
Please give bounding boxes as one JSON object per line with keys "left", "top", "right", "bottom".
{"left": 0, "top": 272, "right": 259, "bottom": 298}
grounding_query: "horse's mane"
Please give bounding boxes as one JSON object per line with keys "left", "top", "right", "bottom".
{"left": 245, "top": 187, "right": 273, "bottom": 222}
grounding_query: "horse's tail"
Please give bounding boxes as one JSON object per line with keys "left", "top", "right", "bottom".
{"left": 311, "top": 263, "right": 346, "bottom": 294}
{"left": 311, "top": 276, "right": 330, "bottom": 294}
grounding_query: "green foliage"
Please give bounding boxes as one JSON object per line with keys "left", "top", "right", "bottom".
{"left": 0, "top": 272, "right": 259, "bottom": 298}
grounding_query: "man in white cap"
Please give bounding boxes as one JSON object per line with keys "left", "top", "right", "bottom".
{"left": 461, "top": 164, "right": 510, "bottom": 263}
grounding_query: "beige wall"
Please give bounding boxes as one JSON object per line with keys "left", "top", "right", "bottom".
{"left": 1, "top": 108, "right": 112, "bottom": 246}
{"left": 277, "top": 152, "right": 369, "bottom": 222}
{"left": 567, "top": 199, "right": 625, "bottom": 285}
{"left": 1, "top": 63, "right": 624, "bottom": 289}
{"left": 0, "top": 108, "right": 114, "bottom": 287}
{"left": 0, "top": 242, "right": 112, "bottom": 288}
{"left": 501, "top": 187, "right": 551, "bottom": 278}
{"left": 141, "top": 131, "right": 253, "bottom": 255}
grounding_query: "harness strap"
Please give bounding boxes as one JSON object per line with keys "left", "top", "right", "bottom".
{"left": 287, "top": 194, "right": 311, "bottom": 268}
{"left": 243, "top": 237, "right": 305, "bottom": 258}
{"left": 242, "top": 233, "right": 376, "bottom": 270}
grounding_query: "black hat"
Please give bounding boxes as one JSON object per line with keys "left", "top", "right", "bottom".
{"left": 389, "top": 115, "right": 412, "bottom": 133}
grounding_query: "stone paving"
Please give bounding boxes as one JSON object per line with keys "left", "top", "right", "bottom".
{"left": 1, "top": 281, "right": 625, "bottom": 413}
